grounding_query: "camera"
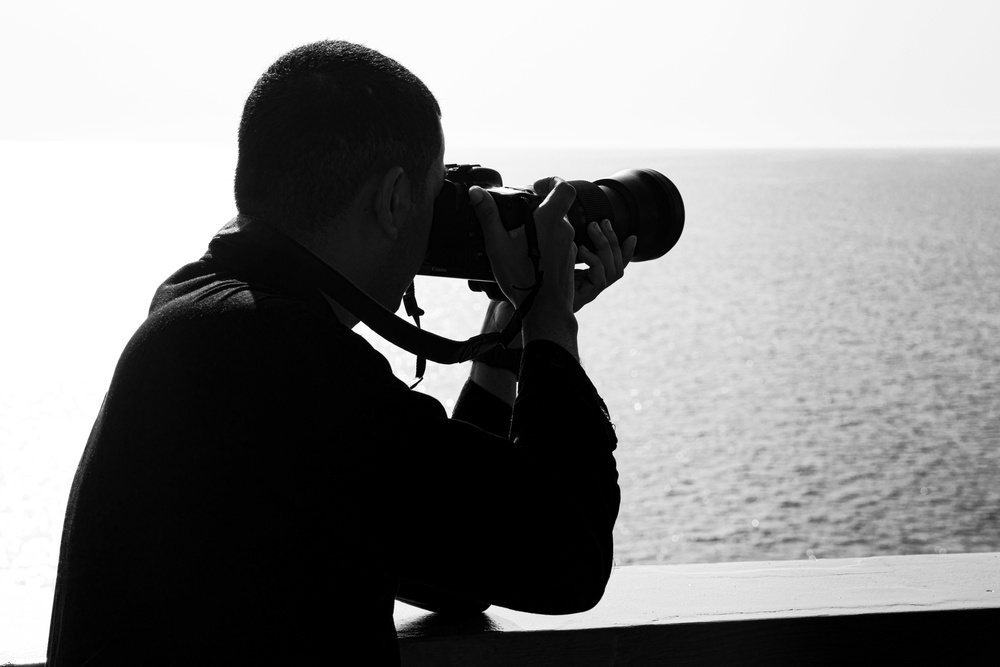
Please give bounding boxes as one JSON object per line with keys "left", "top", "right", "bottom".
{"left": 418, "top": 164, "right": 685, "bottom": 285}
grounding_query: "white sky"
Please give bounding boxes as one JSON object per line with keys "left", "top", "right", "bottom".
{"left": 2, "top": 0, "right": 999, "bottom": 148}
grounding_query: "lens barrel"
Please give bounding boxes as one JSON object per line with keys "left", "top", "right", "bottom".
{"left": 419, "top": 165, "right": 684, "bottom": 282}
{"left": 568, "top": 169, "right": 684, "bottom": 262}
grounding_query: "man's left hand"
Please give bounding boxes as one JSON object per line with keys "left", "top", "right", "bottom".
{"left": 574, "top": 219, "right": 637, "bottom": 312}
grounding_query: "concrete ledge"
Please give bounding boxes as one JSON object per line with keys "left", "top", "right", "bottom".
{"left": 394, "top": 553, "right": 1000, "bottom": 665}
{"left": 3, "top": 554, "right": 997, "bottom": 665}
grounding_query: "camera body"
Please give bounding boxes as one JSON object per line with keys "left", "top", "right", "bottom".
{"left": 420, "top": 164, "right": 537, "bottom": 283}
{"left": 418, "top": 163, "right": 685, "bottom": 284}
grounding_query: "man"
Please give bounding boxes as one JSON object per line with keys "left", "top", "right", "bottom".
{"left": 47, "top": 40, "right": 632, "bottom": 665}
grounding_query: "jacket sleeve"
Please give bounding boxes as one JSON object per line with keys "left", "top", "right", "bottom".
{"left": 450, "top": 378, "right": 513, "bottom": 438}
{"left": 390, "top": 339, "right": 620, "bottom": 615}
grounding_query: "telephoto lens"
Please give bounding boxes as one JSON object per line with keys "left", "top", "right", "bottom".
{"left": 566, "top": 169, "right": 684, "bottom": 262}
{"left": 419, "top": 164, "right": 684, "bottom": 284}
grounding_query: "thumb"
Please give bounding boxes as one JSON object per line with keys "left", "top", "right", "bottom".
{"left": 535, "top": 177, "right": 577, "bottom": 217}
{"left": 470, "top": 186, "right": 511, "bottom": 245}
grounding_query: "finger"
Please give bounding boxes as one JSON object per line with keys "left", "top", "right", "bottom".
{"left": 577, "top": 245, "right": 608, "bottom": 291}
{"left": 601, "top": 219, "right": 625, "bottom": 279}
{"left": 532, "top": 176, "right": 558, "bottom": 198}
{"left": 572, "top": 267, "right": 598, "bottom": 312}
{"left": 532, "top": 178, "right": 578, "bottom": 267}
{"left": 470, "top": 186, "right": 510, "bottom": 247}
{"left": 622, "top": 235, "right": 638, "bottom": 267}
{"left": 587, "top": 220, "right": 616, "bottom": 282}
{"left": 534, "top": 177, "right": 577, "bottom": 220}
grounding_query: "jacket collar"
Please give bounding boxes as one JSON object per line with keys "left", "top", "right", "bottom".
{"left": 208, "top": 216, "right": 333, "bottom": 315}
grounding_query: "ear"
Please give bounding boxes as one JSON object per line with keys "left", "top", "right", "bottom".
{"left": 372, "top": 166, "right": 410, "bottom": 240}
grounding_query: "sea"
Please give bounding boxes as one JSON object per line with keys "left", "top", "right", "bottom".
{"left": 2, "top": 142, "right": 999, "bottom": 595}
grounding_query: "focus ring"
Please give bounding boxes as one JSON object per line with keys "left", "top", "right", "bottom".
{"left": 568, "top": 180, "right": 614, "bottom": 226}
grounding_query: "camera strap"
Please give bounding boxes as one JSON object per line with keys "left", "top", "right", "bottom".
{"left": 288, "top": 234, "right": 543, "bottom": 387}
{"left": 211, "top": 216, "right": 543, "bottom": 387}
{"left": 401, "top": 281, "right": 427, "bottom": 387}
{"left": 399, "top": 222, "right": 543, "bottom": 386}
{"left": 495, "top": 208, "right": 544, "bottom": 348}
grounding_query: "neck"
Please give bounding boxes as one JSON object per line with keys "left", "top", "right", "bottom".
{"left": 287, "top": 223, "right": 390, "bottom": 331}
{"left": 253, "top": 214, "right": 402, "bottom": 331}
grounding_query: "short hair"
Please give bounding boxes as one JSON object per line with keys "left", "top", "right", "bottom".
{"left": 234, "top": 40, "right": 442, "bottom": 232}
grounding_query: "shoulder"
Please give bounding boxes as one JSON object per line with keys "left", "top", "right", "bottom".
{"left": 123, "top": 260, "right": 393, "bottom": 390}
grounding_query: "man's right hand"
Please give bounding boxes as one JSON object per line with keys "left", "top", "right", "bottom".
{"left": 470, "top": 177, "right": 580, "bottom": 360}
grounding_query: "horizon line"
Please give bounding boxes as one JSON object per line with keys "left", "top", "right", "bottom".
{"left": 3, "top": 138, "right": 1000, "bottom": 152}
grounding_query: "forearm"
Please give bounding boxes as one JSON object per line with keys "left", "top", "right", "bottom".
{"left": 467, "top": 300, "right": 520, "bottom": 407}
{"left": 467, "top": 295, "right": 580, "bottom": 407}
{"left": 397, "top": 339, "right": 620, "bottom": 614}
{"left": 469, "top": 361, "right": 516, "bottom": 407}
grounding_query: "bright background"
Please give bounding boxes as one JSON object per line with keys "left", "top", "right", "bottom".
{"left": 2, "top": 0, "right": 999, "bottom": 148}
{"left": 1, "top": 2, "right": 999, "bottom": 659}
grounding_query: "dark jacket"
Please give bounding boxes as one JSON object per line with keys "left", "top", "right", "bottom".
{"left": 47, "top": 219, "right": 620, "bottom": 665}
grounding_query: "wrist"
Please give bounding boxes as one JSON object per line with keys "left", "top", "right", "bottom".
{"left": 473, "top": 343, "right": 522, "bottom": 373}
{"left": 521, "top": 309, "right": 579, "bottom": 361}
{"left": 480, "top": 299, "right": 521, "bottom": 345}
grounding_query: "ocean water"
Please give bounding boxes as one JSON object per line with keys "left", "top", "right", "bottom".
{"left": 1, "top": 143, "right": 999, "bottom": 593}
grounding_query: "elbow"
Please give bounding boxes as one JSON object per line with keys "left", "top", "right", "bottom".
{"left": 553, "top": 584, "right": 607, "bottom": 615}
{"left": 563, "top": 557, "right": 614, "bottom": 613}
{"left": 540, "top": 520, "right": 616, "bottom": 614}
{"left": 530, "top": 552, "right": 614, "bottom": 615}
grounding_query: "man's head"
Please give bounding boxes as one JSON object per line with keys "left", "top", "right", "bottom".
{"left": 234, "top": 40, "right": 443, "bottom": 234}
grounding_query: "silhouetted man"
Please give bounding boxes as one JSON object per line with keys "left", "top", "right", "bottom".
{"left": 47, "top": 40, "right": 630, "bottom": 665}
